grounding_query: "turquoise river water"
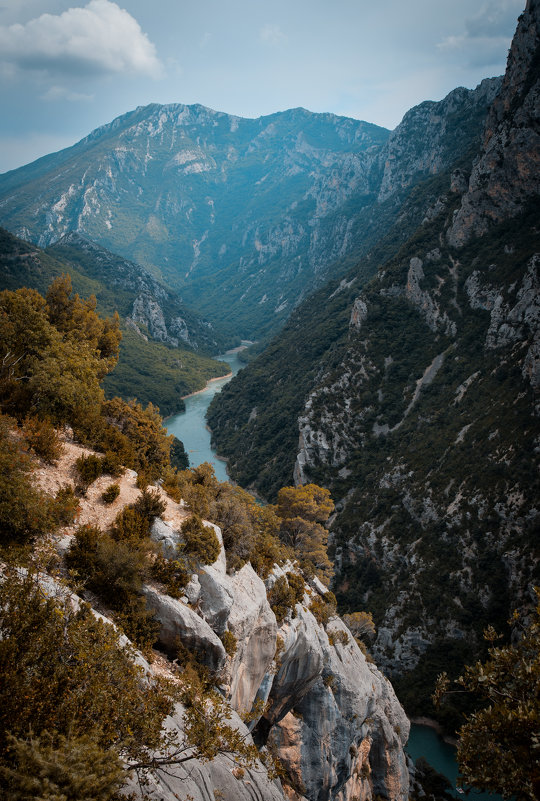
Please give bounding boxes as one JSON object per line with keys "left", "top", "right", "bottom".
{"left": 165, "top": 354, "right": 498, "bottom": 799}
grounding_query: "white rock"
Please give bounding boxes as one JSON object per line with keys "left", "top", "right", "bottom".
{"left": 225, "top": 564, "right": 278, "bottom": 714}
{"left": 142, "top": 584, "right": 226, "bottom": 671}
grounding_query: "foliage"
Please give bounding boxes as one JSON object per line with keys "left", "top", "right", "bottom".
{"left": 327, "top": 629, "right": 350, "bottom": 647}
{"left": 0, "top": 568, "right": 174, "bottom": 763}
{"left": 1, "top": 731, "right": 127, "bottom": 801}
{"left": 0, "top": 568, "right": 274, "bottom": 792}
{"left": 170, "top": 435, "right": 189, "bottom": 469}
{"left": 21, "top": 415, "right": 63, "bottom": 464}
{"left": 151, "top": 554, "right": 189, "bottom": 599}
{"left": 268, "top": 575, "right": 299, "bottom": 624}
{"left": 0, "top": 278, "right": 120, "bottom": 424}
{"left": 309, "top": 592, "right": 337, "bottom": 626}
{"left": 102, "top": 483, "right": 121, "bottom": 504}
{"left": 275, "top": 484, "right": 334, "bottom": 583}
{"left": 343, "top": 611, "right": 376, "bottom": 642}
{"left": 180, "top": 514, "right": 220, "bottom": 566}
{"left": 0, "top": 414, "right": 62, "bottom": 544}
{"left": 66, "top": 525, "right": 149, "bottom": 605}
{"left": 109, "top": 506, "right": 150, "bottom": 544}
{"left": 76, "top": 453, "right": 104, "bottom": 487}
{"left": 221, "top": 630, "right": 238, "bottom": 657}
{"left": 97, "top": 397, "right": 173, "bottom": 481}
{"left": 133, "top": 487, "right": 166, "bottom": 524}
{"left": 51, "top": 484, "right": 80, "bottom": 527}
{"left": 434, "top": 598, "right": 540, "bottom": 800}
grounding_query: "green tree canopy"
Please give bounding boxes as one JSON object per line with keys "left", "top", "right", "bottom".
{"left": 434, "top": 595, "right": 540, "bottom": 800}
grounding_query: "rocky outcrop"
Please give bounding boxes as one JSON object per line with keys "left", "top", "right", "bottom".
{"left": 225, "top": 564, "right": 278, "bottom": 714}
{"left": 46, "top": 232, "right": 220, "bottom": 352}
{"left": 378, "top": 78, "right": 501, "bottom": 205}
{"left": 448, "top": 0, "right": 540, "bottom": 246}
{"left": 142, "top": 584, "right": 227, "bottom": 671}
{"left": 146, "top": 510, "right": 410, "bottom": 799}
{"left": 265, "top": 614, "right": 409, "bottom": 801}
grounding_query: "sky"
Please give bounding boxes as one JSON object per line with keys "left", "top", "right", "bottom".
{"left": 0, "top": 0, "right": 525, "bottom": 173}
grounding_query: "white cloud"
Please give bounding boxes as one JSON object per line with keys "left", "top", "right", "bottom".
{"left": 438, "top": 0, "right": 522, "bottom": 67}
{"left": 260, "top": 24, "right": 287, "bottom": 47}
{"left": 0, "top": 0, "right": 163, "bottom": 77}
{"left": 41, "top": 84, "right": 94, "bottom": 102}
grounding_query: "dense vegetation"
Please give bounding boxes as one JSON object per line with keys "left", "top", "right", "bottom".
{"left": 0, "top": 278, "right": 340, "bottom": 798}
{"left": 0, "top": 227, "right": 230, "bottom": 417}
{"left": 209, "top": 167, "right": 540, "bottom": 738}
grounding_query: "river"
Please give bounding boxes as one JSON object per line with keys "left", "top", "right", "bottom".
{"left": 165, "top": 347, "right": 245, "bottom": 482}
{"left": 164, "top": 354, "right": 495, "bottom": 797}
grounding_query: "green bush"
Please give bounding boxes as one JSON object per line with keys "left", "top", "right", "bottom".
{"left": 109, "top": 506, "right": 150, "bottom": 544}
{"left": 52, "top": 484, "right": 80, "bottom": 526}
{"left": 0, "top": 414, "right": 56, "bottom": 545}
{"left": 180, "top": 515, "right": 220, "bottom": 565}
{"left": 22, "top": 416, "right": 63, "bottom": 464}
{"left": 268, "top": 575, "right": 299, "bottom": 625}
{"left": 102, "top": 483, "right": 121, "bottom": 504}
{"left": 66, "top": 525, "right": 148, "bottom": 607}
{"left": 309, "top": 594, "right": 336, "bottom": 626}
{"left": 151, "top": 555, "right": 189, "bottom": 599}
{"left": 221, "top": 630, "right": 238, "bottom": 657}
{"left": 133, "top": 488, "right": 166, "bottom": 523}
{"left": 0, "top": 568, "right": 173, "bottom": 761}
{"left": 114, "top": 595, "right": 160, "bottom": 655}
{"left": 75, "top": 453, "right": 103, "bottom": 486}
{"left": 1, "top": 732, "right": 127, "bottom": 801}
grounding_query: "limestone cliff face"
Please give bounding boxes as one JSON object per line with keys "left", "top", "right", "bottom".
{"left": 146, "top": 520, "right": 410, "bottom": 800}
{"left": 290, "top": 2, "right": 540, "bottom": 693}
{"left": 448, "top": 0, "right": 540, "bottom": 246}
{"left": 377, "top": 78, "right": 501, "bottom": 204}
{"left": 47, "top": 232, "right": 220, "bottom": 352}
{"left": 35, "top": 437, "right": 409, "bottom": 801}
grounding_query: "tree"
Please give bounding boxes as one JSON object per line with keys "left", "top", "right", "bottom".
{"left": 0, "top": 569, "right": 275, "bottom": 798}
{"left": 343, "top": 611, "right": 376, "bottom": 642}
{"left": 0, "top": 281, "right": 120, "bottom": 424}
{"left": 275, "top": 484, "right": 334, "bottom": 583}
{"left": 434, "top": 595, "right": 540, "bottom": 801}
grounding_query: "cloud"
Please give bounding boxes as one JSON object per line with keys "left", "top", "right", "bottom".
{"left": 0, "top": 0, "right": 163, "bottom": 78}
{"left": 438, "top": 0, "right": 522, "bottom": 65}
{"left": 259, "top": 24, "right": 287, "bottom": 47}
{"left": 40, "top": 85, "right": 94, "bottom": 102}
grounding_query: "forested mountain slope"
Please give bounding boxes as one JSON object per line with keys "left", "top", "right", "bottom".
{"left": 0, "top": 82, "right": 498, "bottom": 341}
{"left": 0, "top": 227, "right": 228, "bottom": 415}
{"left": 209, "top": 0, "right": 540, "bottom": 726}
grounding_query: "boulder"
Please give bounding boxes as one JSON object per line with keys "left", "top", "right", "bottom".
{"left": 142, "top": 584, "right": 226, "bottom": 671}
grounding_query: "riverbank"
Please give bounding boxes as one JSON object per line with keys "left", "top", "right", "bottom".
{"left": 164, "top": 348, "right": 246, "bottom": 483}
{"left": 180, "top": 370, "right": 233, "bottom": 400}
{"left": 409, "top": 717, "right": 458, "bottom": 747}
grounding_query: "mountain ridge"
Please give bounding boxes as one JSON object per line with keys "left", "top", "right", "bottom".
{"left": 0, "top": 83, "right": 498, "bottom": 341}
{"left": 208, "top": 0, "right": 540, "bottom": 729}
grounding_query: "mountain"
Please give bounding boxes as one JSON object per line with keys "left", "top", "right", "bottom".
{"left": 0, "top": 84, "right": 498, "bottom": 341}
{"left": 0, "top": 227, "right": 229, "bottom": 416}
{"left": 208, "top": 0, "right": 540, "bottom": 727}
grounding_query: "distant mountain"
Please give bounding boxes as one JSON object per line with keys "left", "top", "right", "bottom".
{"left": 208, "top": 0, "right": 540, "bottom": 727}
{"left": 0, "top": 84, "right": 499, "bottom": 340}
{"left": 0, "top": 228, "right": 229, "bottom": 416}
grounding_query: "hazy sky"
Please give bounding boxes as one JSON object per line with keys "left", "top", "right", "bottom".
{"left": 0, "top": 0, "right": 524, "bottom": 173}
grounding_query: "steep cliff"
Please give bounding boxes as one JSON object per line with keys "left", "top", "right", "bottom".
{"left": 29, "top": 432, "right": 410, "bottom": 801}
{"left": 208, "top": 0, "right": 540, "bottom": 724}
